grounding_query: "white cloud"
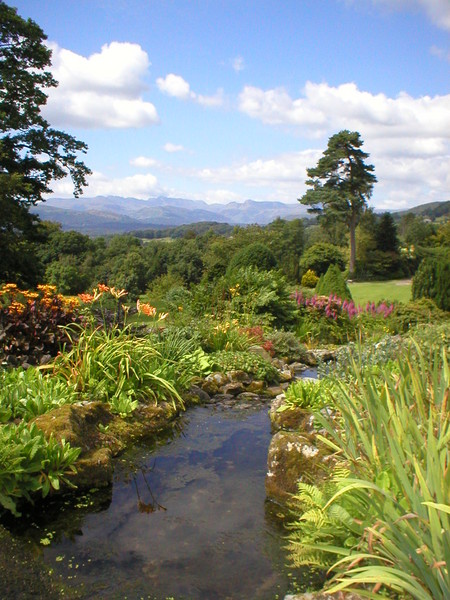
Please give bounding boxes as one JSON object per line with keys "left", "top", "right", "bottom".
{"left": 430, "top": 44, "right": 450, "bottom": 62}
{"left": 130, "top": 156, "right": 159, "bottom": 168}
{"left": 163, "top": 143, "right": 184, "bottom": 153}
{"left": 44, "top": 42, "right": 159, "bottom": 129}
{"left": 198, "top": 150, "right": 321, "bottom": 186}
{"left": 156, "top": 73, "right": 224, "bottom": 107}
{"left": 51, "top": 171, "right": 160, "bottom": 199}
{"left": 239, "top": 82, "right": 450, "bottom": 141}
{"left": 346, "top": 0, "right": 450, "bottom": 30}
{"left": 232, "top": 56, "right": 245, "bottom": 73}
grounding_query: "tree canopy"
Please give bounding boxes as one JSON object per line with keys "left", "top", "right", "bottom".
{"left": 0, "top": 1, "right": 90, "bottom": 284}
{"left": 299, "top": 130, "right": 376, "bottom": 278}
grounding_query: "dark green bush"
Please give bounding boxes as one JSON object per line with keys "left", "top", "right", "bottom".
{"left": 412, "top": 255, "right": 450, "bottom": 311}
{"left": 210, "top": 350, "right": 279, "bottom": 383}
{"left": 316, "top": 264, "right": 352, "bottom": 301}
{"left": 227, "top": 242, "right": 277, "bottom": 273}
{"left": 299, "top": 243, "right": 346, "bottom": 276}
{"left": 388, "top": 298, "right": 447, "bottom": 333}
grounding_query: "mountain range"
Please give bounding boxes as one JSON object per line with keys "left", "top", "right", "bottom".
{"left": 31, "top": 196, "right": 305, "bottom": 235}
{"left": 31, "top": 196, "right": 449, "bottom": 237}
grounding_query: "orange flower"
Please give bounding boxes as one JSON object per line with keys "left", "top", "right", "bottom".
{"left": 78, "top": 293, "right": 95, "bottom": 304}
{"left": 37, "top": 284, "right": 57, "bottom": 297}
{"left": 8, "top": 301, "right": 26, "bottom": 316}
{"left": 136, "top": 299, "right": 156, "bottom": 317}
{"left": 97, "top": 283, "right": 110, "bottom": 293}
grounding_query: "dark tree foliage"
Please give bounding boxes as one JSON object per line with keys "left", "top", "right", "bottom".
{"left": 376, "top": 213, "right": 399, "bottom": 253}
{"left": 227, "top": 242, "right": 277, "bottom": 273}
{"left": 299, "top": 242, "right": 346, "bottom": 276}
{"left": 299, "top": 130, "right": 376, "bottom": 277}
{"left": 0, "top": 1, "right": 90, "bottom": 284}
{"left": 412, "top": 255, "right": 450, "bottom": 311}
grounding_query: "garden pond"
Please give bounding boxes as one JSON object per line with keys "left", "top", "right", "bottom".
{"left": 1, "top": 385, "right": 323, "bottom": 600}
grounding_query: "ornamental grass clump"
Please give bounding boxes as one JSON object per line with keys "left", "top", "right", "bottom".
{"left": 287, "top": 343, "right": 449, "bottom": 599}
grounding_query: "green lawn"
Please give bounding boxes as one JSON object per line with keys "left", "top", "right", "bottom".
{"left": 348, "top": 280, "right": 412, "bottom": 306}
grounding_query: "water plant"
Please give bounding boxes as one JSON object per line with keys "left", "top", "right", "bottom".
{"left": 287, "top": 343, "right": 449, "bottom": 599}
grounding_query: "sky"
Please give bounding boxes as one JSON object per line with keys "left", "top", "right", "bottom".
{"left": 10, "top": 0, "right": 450, "bottom": 210}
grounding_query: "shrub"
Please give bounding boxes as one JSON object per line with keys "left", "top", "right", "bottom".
{"left": 227, "top": 242, "right": 277, "bottom": 273}
{"left": 316, "top": 264, "right": 352, "bottom": 301}
{"left": 301, "top": 269, "right": 319, "bottom": 288}
{"left": 265, "top": 330, "right": 307, "bottom": 362}
{"left": 412, "top": 255, "right": 450, "bottom": 311}
{"left": 281, "top": 378, "right": 335, "bottom": 411}
{"left": 299, "top": 243, "right": 346, "bottom": 276}
{"left": 388, "top": 298, "right": 447, "bottom": 333}
{"left": 226, "top": 267, "right": 298, "bottom": 329}
{"left": 0, "top": 283, "right": 81, "bottom": 367}
{"left": 210, "top": 350, "right": 279, "bottom": 383}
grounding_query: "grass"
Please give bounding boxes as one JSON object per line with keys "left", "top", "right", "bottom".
{"left": 348, "top": 279, "right": 411, "bottom": 306}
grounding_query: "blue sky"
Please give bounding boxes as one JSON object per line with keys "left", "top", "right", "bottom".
{"left": 10, "top": 0, "right": 450, "bottom": 209}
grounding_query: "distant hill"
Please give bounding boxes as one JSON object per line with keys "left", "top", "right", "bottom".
{"left": 31, "top": 195, "right": 304, "bottom": 235}
{"left": 391, "top": 201, "right": 450, "bottom": 221}
{"left": 31, "top": 196, "right": 449, "bottom": 236}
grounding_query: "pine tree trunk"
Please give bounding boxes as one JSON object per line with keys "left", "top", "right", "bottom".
{"left": 349, "top": 215, "right": 357, "bottom": 279}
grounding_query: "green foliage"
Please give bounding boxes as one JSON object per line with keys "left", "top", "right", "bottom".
{"left": 197, "top": 318, "right": 253, "bottom": 353}
{"left": 316, "top": 264, "right": 352, "bottom": 301}
{"left": 289, "top": 343, "right": 449, "bottom": 599}
{"left": 299, "top": 243, "right": 346, "bottom": 276}
{"left": 0, "top": 2, "right": 90, "bottom": 285}
{"left": 412, "top": 255, "right": 450, "bottom": 311}
{"left": 0, "top": 421, "right": 80, "bottom": 516}
{"left": 0, "top": 367, "right": 78, "bottom": 422}
{"left": 281, "top": 378, "right": 335, "bottom": 411}
{"left": 226, "top": 267, "right": 298, "bottom": 329}
{"left": 210, "top": 350, "right": 279, "bottom": 383}
{"left": 52, "top": 324, "right": 185, "bottom": 411}
{"left": 301, "top": 269, "right": 319, "bottom": 288}
{"left": 227, "top": 242, "right": 277, "bottom": 273}
{"left": 265, "top": 330, "right": 307, "bottom": 362}
{"left": 299, "top": 131, "right": 377, "bottom": 277}
{"left": 389, "top": 298, "right": 447, "bottom": 333}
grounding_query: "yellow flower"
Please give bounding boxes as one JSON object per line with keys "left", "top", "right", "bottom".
{"left": 8, "top": 301, "right": 26, "bottom": 316}
{"left": 37, "top": 284, "right": 57, "bottom": 297}
{"left": 158, "top": 312, "right": 169, "bottom": 321}
{"left": 110, "top": 287, "right": 128, "bottom": 299}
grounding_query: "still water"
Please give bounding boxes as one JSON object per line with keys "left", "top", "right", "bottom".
{"left": 8, "top": 401, "right": 317, "bottom": 599}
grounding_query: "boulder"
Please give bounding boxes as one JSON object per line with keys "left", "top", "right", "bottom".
{"left": 266, "top": 431, "right": 323, "bottom": 504}
{"left": 248, "top": 344, "right": 272, "bottom": 361}
{"left": 269, "top": 395, "right": 315, "bottom": 433}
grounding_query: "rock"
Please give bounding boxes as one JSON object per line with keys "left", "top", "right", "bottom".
{"left": 269, "top": 396, "right": 315, "bottom": 433}
{"left": 222, "top": 382, "right": 246, "bottom": 396}
{"left": 33, "top": 400, "right": 178, "bottom": 492}
{"left": 285, "top": 593, "right": 365, "bottom": 600}
{"left": 209, "top": 393, "right": 235, "bottom": 404}
{"left": 201, "top": 371, "right": 229, "bottom": 395}
{"left": 264, "top": 384, "right": 285, "bottom": 397}
{"left": 303, "top": 349, "right": 336, "bottom": 366}
{"left": 236, "top": 392, "right": 261, "bottom": 402}
{"left": 226, "top": 370, "right": 252, "bottom": 384}
{"left": 184, "top": 384, "right": 210, "bottom": 404}
{"left": 266, "top": 431, "right": 323, "bottom": 504}
{"left": 248, "top": 344, "right": 272, "bottom": 361}
{"left": 246, "top": 380, "right": 265, "bottom": 393}
{"left": 278, "top": 368, "right": 293, "bottom": 383}
{"left": 288, "top": 362, "right": 309, "bottom": 374}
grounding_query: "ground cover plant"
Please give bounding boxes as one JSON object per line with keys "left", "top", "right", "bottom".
{"left": 286, "top": 340, "right": 449, "bottom": 599}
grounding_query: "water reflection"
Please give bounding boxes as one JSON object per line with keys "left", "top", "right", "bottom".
{"left": 4, "top": 402, "right": 314, "bottom": 599}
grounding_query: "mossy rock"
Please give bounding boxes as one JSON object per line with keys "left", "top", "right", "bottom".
{"left": 265, "top": 431, "right": 324, "bottom": 505}
{"left": 269, "top": 396, "right": 314, "bottom": 433}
